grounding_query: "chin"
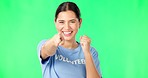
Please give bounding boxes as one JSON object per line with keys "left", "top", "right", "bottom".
{"left": 63, "top": 37, "right": 73, "bottom": 41}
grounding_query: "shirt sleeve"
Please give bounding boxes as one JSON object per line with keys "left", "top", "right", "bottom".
{"left": 37, "top": 40, "right": 48, "bottom": 63}
{"left": 37, "top": 40, "right": 52, "bottom": 75}
{"left": 90, "top": 47, "right": 102, "bottom": 77}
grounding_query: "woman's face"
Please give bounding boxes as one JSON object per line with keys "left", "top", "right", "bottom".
{"left": 55, "top": 10, "right": 81, "bottom": 41}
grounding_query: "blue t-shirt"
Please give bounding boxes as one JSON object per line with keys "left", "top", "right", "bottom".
{"left": 37, "top": 40, "right": 102, "bottom": 78}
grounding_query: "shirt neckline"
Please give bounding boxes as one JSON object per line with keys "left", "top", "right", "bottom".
{"left": 58, "top": 41, "right": 81, "bottom": 52}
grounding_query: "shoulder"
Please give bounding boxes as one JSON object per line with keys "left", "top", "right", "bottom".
{"left": 37, "top": 39, "right": 49, "bottom": 47}
{"left": 90, "top": 46, "right": 97, "bottom": 53}
{"left": 37, "top": 39, "right": 47, "bottom": 50}
{"left": 90, "top": 46, "right": 97, "bottom": 52}
{"left": 90, "top": 46, "right": 99, "bottom": 57}
{"left": 38, "top": 39, "right": 47, "bottom": 44}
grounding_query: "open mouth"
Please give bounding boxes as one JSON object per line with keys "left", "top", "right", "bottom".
{"left": 63, "top": 31, "right": 73, "bottom": 37}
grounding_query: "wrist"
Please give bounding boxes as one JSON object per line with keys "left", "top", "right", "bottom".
{"left": 41, "top": 45, "right": 49, "bottom": 59}
{"left": 83, "top": 50, "right": 91, "bottom": 56}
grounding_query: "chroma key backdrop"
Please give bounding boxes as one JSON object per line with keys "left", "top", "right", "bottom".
{"left": 0, "top": 0, "right": 148, "bottom": 78}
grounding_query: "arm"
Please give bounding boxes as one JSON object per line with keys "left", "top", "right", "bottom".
{"left": 41, "top": 32, "right": 64, "bottom": 59}
{"left": 40, "top": 39, "right": 57, "bottom": 59}
{"left": 84, "top": 51, "right": 101, "bottom": 78}
{"left": 80, "top": 35, "right": 101, "bottom": 78}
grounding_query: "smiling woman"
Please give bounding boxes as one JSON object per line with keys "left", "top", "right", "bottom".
{"left": 37, "top": 1, "right": 102, "bottom": 78}
{"left": 55, "top": 10, "right": 80, "bottom": 41}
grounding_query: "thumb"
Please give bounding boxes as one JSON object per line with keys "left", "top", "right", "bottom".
{"left": 58, "top": 28, "right": 64, "bottom": 46}
{"left": 59, "top": 39, "right": 64, "bottom": 45}
{"left": 59, "top": 33, "right": 65, "bottom": 46}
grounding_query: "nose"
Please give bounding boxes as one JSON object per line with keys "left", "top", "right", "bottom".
{"left": 64, "top": 22, "right": 70, "bottom": 30}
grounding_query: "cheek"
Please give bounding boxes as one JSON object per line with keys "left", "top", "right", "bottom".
{"left": 71, "top": 24, "right": 79, "bottom": 30}
{"left": 56, "top": 24, "right": 64, "bottom": 31}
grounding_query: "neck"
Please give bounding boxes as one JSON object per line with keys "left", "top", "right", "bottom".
{"left": 62, "top": 39, "right": 78, "bottom": 49}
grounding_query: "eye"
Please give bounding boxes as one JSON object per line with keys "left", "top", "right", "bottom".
{"left": 59, "top": 21, "right": 64, "bottom": 23}
{"left": 70, "top": 20, "right": 76, "bottom": 23}
{"left": 58, "top": 20, "right": 64, "bottom": 24}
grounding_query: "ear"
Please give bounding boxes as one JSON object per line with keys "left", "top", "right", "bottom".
{"left": 54, "top": 18, "right": 56, "bottom": 24}
{"left": 79, "top": 18, "right": 82, "bottom": 28}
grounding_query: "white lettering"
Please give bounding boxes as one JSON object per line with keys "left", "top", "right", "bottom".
{"left": 55, "top": 54, "right": 85, "bottom": 65}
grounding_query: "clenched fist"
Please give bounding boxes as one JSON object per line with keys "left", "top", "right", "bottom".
{"left": 80, "top": 35, "right": 91, "bottom": 53}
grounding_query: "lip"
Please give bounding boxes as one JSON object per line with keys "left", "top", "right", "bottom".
{"left": 62, "top": 31, "right": 73, "bottom": 37}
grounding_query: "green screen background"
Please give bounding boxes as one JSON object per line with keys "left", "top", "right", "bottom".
{"left": 0, "top": 0, "right": 148, "bottom": 78}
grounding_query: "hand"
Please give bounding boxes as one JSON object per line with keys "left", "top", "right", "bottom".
{"left": 41, "top": 28, "right": 64, "bottom": 58}
{"left": 80, "top": 35, "right": 91, "bottom": 53}
{"left": 51, "top": 31, "right": 64, "bottom": 47}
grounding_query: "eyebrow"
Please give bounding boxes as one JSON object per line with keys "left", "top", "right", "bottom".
{"left": 57, "top": 18, "right": 77, "bottom": 22}
{"left": 58, "top": 20, "right": 64, "bottom": 22}
{"left": 70, "top": 19, "right": 77, "bottom": 21}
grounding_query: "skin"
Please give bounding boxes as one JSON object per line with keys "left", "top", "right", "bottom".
{"left": 40, "top": 10, "right": 101, "bottom": 78}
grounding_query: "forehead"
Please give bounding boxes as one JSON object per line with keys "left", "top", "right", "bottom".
{"left": 57, "top": 10, "right": 77, "bottom": 20}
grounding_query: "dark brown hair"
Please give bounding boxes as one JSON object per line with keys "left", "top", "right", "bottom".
{"left": 55, "top": 2, "right": 81, "bottom": 21}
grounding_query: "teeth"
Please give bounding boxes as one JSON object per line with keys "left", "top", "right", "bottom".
{"left": 63, "top": 31, "right": 72, "bottom": 34}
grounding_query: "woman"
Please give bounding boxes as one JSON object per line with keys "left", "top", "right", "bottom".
{"left": 37, "top": 1, "right": 102, "bottom": 78}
